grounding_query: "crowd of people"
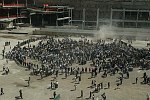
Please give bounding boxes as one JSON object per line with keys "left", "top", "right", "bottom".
{"left": 3, "top": 35, "right": 150, "bottom": 99}
{"left": 5, "top": 36, "right": 150, "bottom": 76}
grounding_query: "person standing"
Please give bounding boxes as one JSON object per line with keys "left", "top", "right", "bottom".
{"left": 74, "top": 84, "right": 77, "bottom": 90}
{"left": 65, "top": 71, "right": 67, "bottom": 78}
{"left": 27, "top": 80, "right": 30, "bottom": 87}
{"left": 19, "top": 89, "right": 23, "bottom": 99}
{"left": 1, "top": 88, "right": 4, "bottom": 95}
{"left": 81, "top": 90, "right": 83, "bottom": 98}
{"left": 126, "top": 72, "right": 129, "bottom": 79}
{"left": 108, "top": 82, "right": 110, "bottom": 89}
{"left": 79, "top": 76, "right": 81, "bottom": 82}
{"left": 92, "top": 94, "right": 94, "bottom": 100}
{"left": 91, "top": 80, "right": 94, "bottom": 87}
{"left": 99, "top": 67, "right": 101, "bottom": 73}
{"left": 3, "top": 64, "right": 5, "bottom": 71}
{"left": 28, "top": 77, "right": 30, "bottom": 82}
{"left": 89, "top": 91, "right": 92, "bottom": 98}
{"left": 53, "top": 91, "right": 56, "bottom": 98}
{"left": 147, "top": 93, "right": 149, "bottom": 100}
{"left": 136, "top": 77, "right": 138, "bottom": 84}
{"left": 51, "top": 82, "right": 53, "bottom": 89}
{"left": 116, "top": 83, "right": 120, "bottom": 90}
{"left": 6, "top": 59, "right": 8, "bottom": 64}
{"left": 2, "top": 49, "right": 5, "bottom": 59}
{"left": 85, "top": 67, "right": 87, "bottom": 73}
{"left": 120, "top": 77, "right": 123, "bottom": 85}
{"left": 28, "top": 77, "right": 30, "bottom": 87}
{"left": 100, "top": 82, "right": 103, "bottom": 89}
{"left": 40, "top": 69, "right": 43, "bottom": 79}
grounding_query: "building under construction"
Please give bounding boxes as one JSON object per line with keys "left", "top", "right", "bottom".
{"left": 1, "top": 0, "right": 150, "bottom": 30}
{"left": 72, "top": 0, "right": 150, "bottom": 29}
{"left": 0, "top": 0, "right": 73, "bottom": 29}
{"left": 35, "top": 0, "right": 150, "bottom": 29}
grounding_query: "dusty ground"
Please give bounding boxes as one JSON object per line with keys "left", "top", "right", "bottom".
{"left": 0, "top": 34, "right": 150, "bottom": 100}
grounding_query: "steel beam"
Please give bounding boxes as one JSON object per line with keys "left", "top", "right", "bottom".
{"left": 112, "top": 9, "right": 150, "bottom": 13}
{"left": 42, "top": 14, "right": 44, "bottom": 26}
{"left": 110, "top": 8, "right": 113, "bottom": 27}
{"left": 136, "top": 10, "right": 139, "bottom": 28}
{"left": 96, "top": 8, "right": 99, "bottom": 30}
{"left": 123, "top": 9, "right": 125, "bottom": 28}
{"left": 112, "top": 19, "right": 150, "bottom": 23}
{"left": 82, "top": 8, "right": 85, "bottom": 30}
{"left": 30, "top": 15, "right": 32, "bottom": 25}
{"left": 26, "top": 0, "right": 27, "bottom": 7}
{"left": 2, "top": 0, "right": 4, "bottom": 6}
{"left": 71, "top": 9, "right": 73, "bottom": 26}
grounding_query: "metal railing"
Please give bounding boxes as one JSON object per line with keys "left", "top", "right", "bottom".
{"left": 3, "top": 4, "right": 25, "bottom": 7}
{"left": 0, "top": 15, "right": 27, "bottom": 19}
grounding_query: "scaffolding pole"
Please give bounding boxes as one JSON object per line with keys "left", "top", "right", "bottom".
{"left": 30, "top": 15, "right": 32, "bottom": 25}
{"left": 26, "top": 0, "right": 28, "bottom": 7}
{"left": 123, "top": 9, "right": 125, "bottom": 28}
{"left": 110, "top": 8, "right": 113, "bottom": 27}
{"left": 42, "top": 14, "right": 44, "bottom": 26}
{"left": 96, "top": 8, "right": 99, "bottom": 30}
{"left": 63, "top": 8, "right": 64, "bottom": 26}
{"left": 70, "top": 9, "right": 73, "bottom": 26}
{"left": 82, "top": 8, "right": 85, "bottom": 30}
{"left": 34, "top": 0, "right": 36, "bottom": 5}
{"left": 17, "top": 0, "right": 19, "bottom": 23}
{"left": 56, "top": 9, "right": 58, "bottom": 28}
{"left": 2, "top": 0, "right": 4, "bottom": 6}
{"left": 68, "top": 9, "right": 70, "bottom": 25}
{"left": 136, "top": 10, "right": 139, "bottom": 28}
{"left": 7, "top": 10, "right": 9, "bottom": 19}
{"left": 112, "top": 9, "right": 150, "bottom": 13}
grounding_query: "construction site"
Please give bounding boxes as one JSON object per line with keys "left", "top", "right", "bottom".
{"left": 0, "top": 0, "right": 150, "bottom": 39}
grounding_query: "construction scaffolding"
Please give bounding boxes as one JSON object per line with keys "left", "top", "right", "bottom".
{"left": 28, "top": 6, "right": 73, "bottom": 26}
{"left": 110, "top": 8, "right": 150, "bottom": 28}
{"left": 0, "top": 0, "right": 73, "bottom": 29}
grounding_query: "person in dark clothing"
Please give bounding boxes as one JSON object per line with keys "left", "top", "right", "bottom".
{"left": 19, "top": 89, "right": 23, "bottom": 99}
{"left": 101, "top": 93, "right": 106, "bottom": 100}
{"left": 51, "top": 82, "right": 53, "bottom": 89}
{"left": 126, "top": 72, "right": 129, "bottom": 79}
{"left": 27, "top": 80, "right": 30, "bottom": 87}
{"left": 74, "top": 85, "right": 77, "bottom": 90}
{"left": 28, "top": 77, "right": 30, "bottom": 81}
{"left": 81, "top": 90, "right": 83, "bottom": 97}
{"left": 120, "top": 77, "right": 123, "bottom": 85}
{"left": 100, "top": 82, "right": 103, "bottom": 89}
{"left": 99, "top": 67, "right": 101, "bottom": 73}
{"left": 89, "top": 91, "right": 92, "bottom": 98}
{"left": 79, "top": 76, "right": 81, "bottom": 82}
{"left": 53, "top": 91, "right": 56, "bottom": 98}
{"left": 108, "top": 82, "right": 110, "bottom": 89}
{"left": 136, "top": 77, "right": 138, "bottom": 84}
{"left": 1, "top": 88, "right": 4, "bottom": 95}
{"left": 92, "top": 94, "right": 94, "bottom": 100}
{"left": 85, "top": 67, "right": 87, "bottom": 73}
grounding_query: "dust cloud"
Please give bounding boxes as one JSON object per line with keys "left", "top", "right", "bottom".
{"left": 94, "top": 25, "right": 116, "bottom": 40}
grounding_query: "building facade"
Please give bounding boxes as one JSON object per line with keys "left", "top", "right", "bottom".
{"left": 36, "top": 0, "right": 150, "bottom": 28}
{"left": 1, "top": 0, "right": 150, "bottom": 29}
{"left": 0, "top": 0, "right": 72, "bottom": 29}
